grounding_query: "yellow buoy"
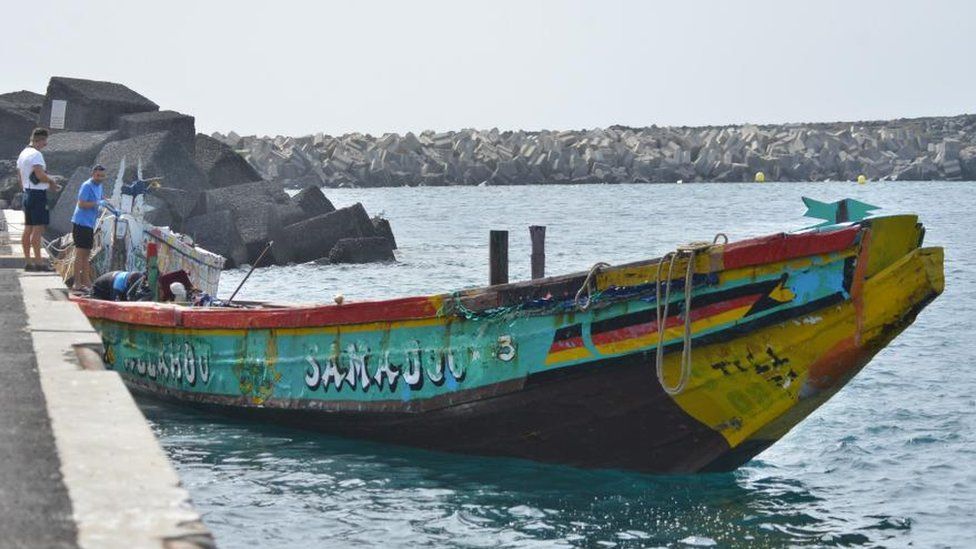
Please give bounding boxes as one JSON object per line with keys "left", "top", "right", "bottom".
{"left": 754, "top": 171, "right": 765, "bottom": 183}
{"left": 857, "top": 174, "right": 867, "bottom": 184}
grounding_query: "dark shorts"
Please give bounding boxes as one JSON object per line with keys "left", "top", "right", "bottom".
{"left": 72, "top": 223, "right": 95, "bottom": 250}
{"left": 22, "top": 189, "right": 49, "bottom": 226}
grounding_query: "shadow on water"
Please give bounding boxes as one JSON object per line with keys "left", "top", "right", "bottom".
{"left": 138, "top": 397, "right": 896, "bottom": 548}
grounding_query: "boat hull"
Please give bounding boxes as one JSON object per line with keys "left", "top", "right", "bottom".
{"left": 79, "top": 215, "right": 944, "bottom": 473}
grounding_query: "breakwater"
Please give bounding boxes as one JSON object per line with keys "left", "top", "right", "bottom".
{"left": 217, "top": 115, "right": 976, "bottom": 186}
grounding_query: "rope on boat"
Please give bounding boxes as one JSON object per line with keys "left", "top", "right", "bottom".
{"left": 574, "top": 262, "right": 611, "bottom": 311}
{"left": 654, "top": 240, "right": 715, "bottom": 396}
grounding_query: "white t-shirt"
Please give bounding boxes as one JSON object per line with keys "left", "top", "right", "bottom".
{"left": 17, "top": 146, "right": 47, "bottom": 190}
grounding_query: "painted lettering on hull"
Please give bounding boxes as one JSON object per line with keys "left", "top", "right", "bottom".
{"left": 304, "top": 341, "right": 468, "bottom": 393}
{"left": 117, "top": 341, "right": 212, "bottom": 386}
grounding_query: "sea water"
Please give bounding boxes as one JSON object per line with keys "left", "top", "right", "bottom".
{"left": 142, "top": 181, "right": 975, "bottom": 547}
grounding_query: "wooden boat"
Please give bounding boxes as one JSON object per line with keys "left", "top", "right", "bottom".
{"left": 73, "top": 204, "right": 944, "bottom": 473}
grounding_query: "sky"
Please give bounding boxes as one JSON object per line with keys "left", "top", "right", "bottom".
{"left": 4, "top": 0, "right": 974, "bottom": 137}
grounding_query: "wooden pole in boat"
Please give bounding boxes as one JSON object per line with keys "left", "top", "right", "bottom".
{"left": 529, "top": 225, "right": 546, "bottom": 279}
{"left": 227, "top": 240, "right": 274, "bottom": 303}
{"left": 489, "top": 230, "right": 509, "bottom": 285}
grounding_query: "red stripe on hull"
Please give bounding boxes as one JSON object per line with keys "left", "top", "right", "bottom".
{"left": 722, "top": 226, "right": 859, "bottom": 270}
{"left": 590, "top": 294, "right": 760, "bottom": 347}
{"left": 74, "top": 295, "right": 441, "bottom": 329}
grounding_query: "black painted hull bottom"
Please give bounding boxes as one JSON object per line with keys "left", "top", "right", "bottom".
{"left": 128, "top": 349, "right": 746, "bottom": 474}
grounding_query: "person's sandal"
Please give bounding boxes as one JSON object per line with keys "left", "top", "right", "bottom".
{"left": 24, "top": 264, "right": 37, "bottom": 272}
{"left": 35, "top": 264, "right": 55, "bottom": 272}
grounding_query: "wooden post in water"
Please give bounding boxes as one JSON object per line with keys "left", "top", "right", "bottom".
{"left": 529, "top": 225, "right": 546, "bottom": 279}
{"left": 489, "top": 230, "right": 509, "bottom": 285}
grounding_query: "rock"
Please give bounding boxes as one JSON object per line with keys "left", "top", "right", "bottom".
{"left": 48, "top": 167, "right": 92, "bottom": 236}
{"left": 193, "top": 134, "right": 262, "bottom": 188}
{"left": 0, "top": 160, "right": 20, "bottom": 202}
{"left": 328, "top": 237, "right": 395, "bottom": 263}
{"left": 195, "top": 180, "right": 290, "bottom": 262}
{"left": 11, "top": 193, "right": 23, "bottom": 210}
{"left": 0, "top": 91, "right": 44, "bottom": 114}
{"left": 95, "top": 131, "right": 208, "bottom": 194}
{"left": 182, "top": 210, "right": 248, "bottom": 268}
{"left": 271, "top": 202, "right": 375, "bottom": 264}
{"left": 42, "top": 130, "right": 120, "bottom": 175}
{"left": 194, "top": 179, "right": 290, "bottom": 215}
{"left": 38, "top": 76, "right": 158, "bottom": 131}
{"left": 0, "top": 100, "right": 37, "bottom": 159}
{"left": 293, "top": 185, "right": 335, "bottom": 216}
{"left": 145, "top": 187, "right": 201, "bottom": 229}
{"left": 271, "top": 202, "right": 308, "bottom": 229}
{"left": 371, "top": 216, "right": 397, "bottom": 249}
{"left": 118, "top": 111, "right": 195, "bottom": 151}
{"left": 959, "top": 146, "right": 976, "bottom": 180}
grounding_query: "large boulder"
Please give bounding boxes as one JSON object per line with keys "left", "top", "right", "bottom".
{"left": 194, "top": 180, "right": 291, "bottom": 262}
{"left": 42, "top": 130, "right": 120, "bottom": 175}
{"left": 960, "top": 146, "right": 976, "bottom": 181}
{"left": 0, "top": 91, "right": 44, "bottom": 114}
{"left": 371, "top": 216, "right": 397, "bottom": 249}
{"left": 95, "top": 131, "right": 208, "bottom": 194}
{"left": 146, "top": 187, "right": 200, "bottom": 224}
{"left": 144, "top": 187, "right": 201, "bottom": 230}
{"left": 271, "top": 202, "right": 308, "bottom": 228}
{"left": 270, "top": 202, "right": 376, "bottom": 264}
{"left": 181, "top": 210, "right": 248, "bottom": 268}
{"left": 38, "top": 77, "right": 158, "bottom": 131}
{"left": 193, "top": 134, "right": 262, "bottom": 188}
{"left": 118, "top": 111, "right": 195, "bottom": 151}
{"left": 1, "top": 159, "right": 22, "bottom": 202}
{"left": 293, "top": 185, "right": 335, "bottom": 216}
{"left": 193, "top": 179, "right": 290, "bottom": 214}
{"left": 327, "top": 237, "right": 395, "bottom": 263}
{"left": 0, "top": 100, "right": 36, "bottom": 159}
{"left": 47, "top": 166, "right": 91, "bottom": 237}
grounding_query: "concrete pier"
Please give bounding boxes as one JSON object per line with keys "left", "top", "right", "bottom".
{"left": 0, "top": 209, "right": 214, "bottom": 548}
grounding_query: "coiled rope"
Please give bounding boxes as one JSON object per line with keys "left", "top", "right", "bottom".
{"left": 574, "top": 262, "right": 611, "bottom": 311}
{"left": 654, "top": 235, "right": 726, "bottom": 395}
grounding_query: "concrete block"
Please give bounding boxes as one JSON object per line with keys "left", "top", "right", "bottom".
{"left": 0, "top": 159, "right": 19, "bottom": 202}
{"left": 182, "top": 210, "right": 248, "bottom": 268}
{"left": 39, "top": 77, "right": 158, "bottom": 131}
{"left": 271, "top": 202, "right": 376, "bottom": 264}
{"left": 145, "top": 187, "right": 201, "bottom": 227}
{"left": 0, "top": 90, "right": 44, "bottom": 114}
{"left": 371, "top": 216, "right": 397, "bottom": 249}
{"left": 192, "top": 134, "right": 263, "bottom": 188}
{"left": 328, "top": 237, "right": 395, "bottom": 263}
{"left": 959, "top": 146, "right": 976, "bottom": 180}
{"left": 941, "top": 159, "right": 962, "bottom": 180}
{"left": 293, "top": 186, "right": 336, "bottom": 216}
{"left": 42, "top": 130, "right": 120, "bottom": 175}
{"left": 47, "top": 167, "right": 91, "bottom": 236}
{"left": 118, "top": 111, "right": 195, "bottom": 151}
{"left": 95, "top": 131, "right": 208, "bottom": 194}
{"left": 195, "top": 180, "right": 290, "bottom": 261}
{"left": 0, "top": 100, "right": 36, "bottom": 159}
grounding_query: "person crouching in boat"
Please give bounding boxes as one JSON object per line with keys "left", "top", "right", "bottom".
{"left": 157, "top": 270, "right": 214, "bottom": 305}
{"left": 91, "top": 271, "right": 149, "bottom": 301}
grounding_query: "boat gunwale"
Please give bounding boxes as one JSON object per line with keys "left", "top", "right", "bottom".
{"left": 71, "top": 224, "right": 861, "bottom": 330}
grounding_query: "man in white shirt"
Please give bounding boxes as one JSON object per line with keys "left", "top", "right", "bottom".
{"left": 17, "top": 128, "right": 61, "bottom": 271}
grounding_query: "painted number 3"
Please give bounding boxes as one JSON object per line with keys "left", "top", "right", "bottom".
{"left": 497, "top": 335, "right": 516, "bottom": 362}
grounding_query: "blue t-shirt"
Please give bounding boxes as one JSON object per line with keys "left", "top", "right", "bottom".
{"left": 70, "top": 179, "right": 103, "bottom": 228}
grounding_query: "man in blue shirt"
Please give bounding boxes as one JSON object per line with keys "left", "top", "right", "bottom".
{"left": 70, "top": 164, "right": 108, "bottom": 291}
